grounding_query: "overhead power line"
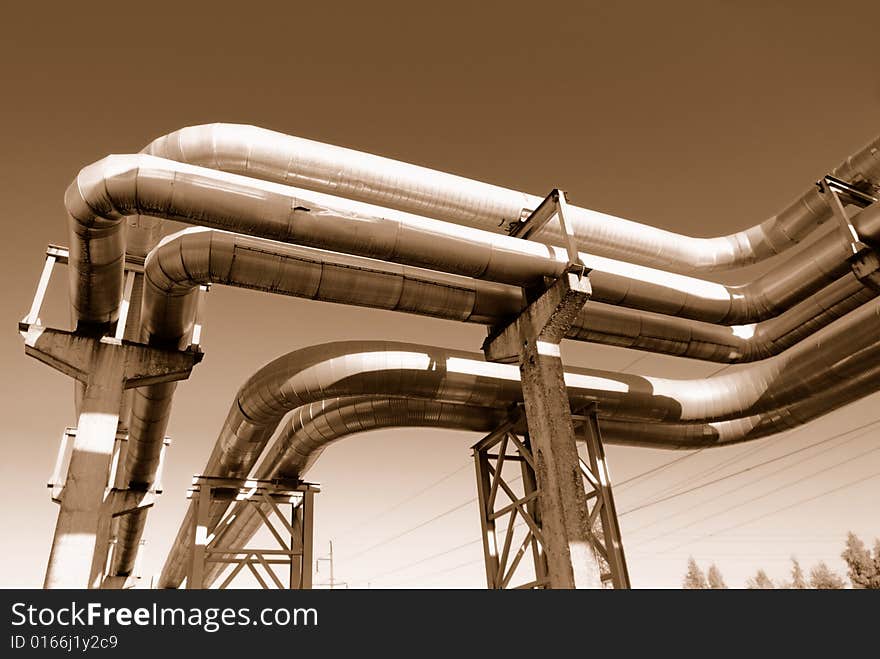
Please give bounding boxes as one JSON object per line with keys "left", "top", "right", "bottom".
{"left": 342, "top": 497, "right": 477, "bottom": 563}
{"left": 655, "top": 468, "right": 880, "bottom": 554}
{"left": 343, "top": 417, "right": 880, "bottom": 582}
{"left": 619, "top": 418, "right": 880, "bottom": 516}
{"left": 335, "top": 460, "right": 472, "bottom": 540}
{"left": 635, "top": 440, "right": 880, "bottom": 551}
{"left": 643, "top": 435, "right": 778, "bottom": 502}
{"left": 624, "top": 424, "right": 873, "bottom": 537}
{"left": 614, "top": 448, "right": 707, "bottom": 491}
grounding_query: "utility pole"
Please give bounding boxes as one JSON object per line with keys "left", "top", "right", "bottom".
{"left": 316, "top": 540, "right": 347, "bottom": 589}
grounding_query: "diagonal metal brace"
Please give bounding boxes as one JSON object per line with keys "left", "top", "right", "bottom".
{"left": 818, "top": 175, "right": 878, "bottom": 256}
{"left": 109, "top": 489, "right": 157, "bottom": 517}
{"left": 509, "top": 189, "right": 586, "bottom": 274}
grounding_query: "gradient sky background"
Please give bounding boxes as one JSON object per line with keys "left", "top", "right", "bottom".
{"left": 1, "top": 1, "right": 879, "bottom": 589}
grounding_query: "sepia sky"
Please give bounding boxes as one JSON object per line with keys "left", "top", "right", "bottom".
{"left": 1, "top": 0, "right": 879, "bottom": 588}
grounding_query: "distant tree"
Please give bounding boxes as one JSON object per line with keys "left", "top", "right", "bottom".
{"left": 683, "top": 557, "right": 708, "bottom": 589}
{"left": 746, "top": 569, "right": 775, "bottom": 589}
{"left": 809, "top": 561, "right": 846, "bottom": 589}
{"left": 790, "top": 557, "right": 808, "bottom": 589}
{"left": 707, "top": 564, "right": 727, "bottom": 589}
{"left": 840, "top": 532, "right": 880, "bottom": 589}
{"left": 875, "top": 539, "right": 880, "bottom": 580}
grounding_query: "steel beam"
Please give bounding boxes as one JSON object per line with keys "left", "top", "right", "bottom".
{"left": 472, "top": 406, "right": 630, "bottom": 589}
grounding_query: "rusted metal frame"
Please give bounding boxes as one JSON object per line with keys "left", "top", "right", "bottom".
{"left": 253, "top": 551, "right": 286, "bottom": 589}
{"left": 485, "top": 433, "right": 509, "bottom": 513}
{"left": 290, "top": 506, "right": 304, "bottom": 589}
{"left": 495, "top": 508, "right": 519, "bottom": 585}
{"left": 253, "top": 503, "right": 291, "bottom": 552}
{"left": 501, "top": 524, "right": 538, "bottom": 589}
{"left": 189, "top": 477, "right": 316, "bottom": 590}
{"left": 208, "top": 548, "right": 299, "bottom": 557}
{"left": 246, "top": 560, "right": 270, "bottom": 589}
{"left": 488, "top": 490, "right": 540, "bottom": 521}
{"left": 206, "top": 508, "right": 238, "bottom": 550}
{"left": 261, "top": 491, "right": 301, "bottom": 539}
{"left": 485, "top": 453, "right": 525, "bottom": 461}
{"left": 300, "top": 490, "right": 315, "bottom": 590}
{"left": 471, "top": 417, "right": 518, "bottom": 454}
{"left": 506, "top": 432, "right": 536, "bottom": 472}
{"left": 218, "top": 554, "right": 251, "bottom": 590}
{"left": 579, "top": 411, "right": 631, "bottom": 589}
{"left": 485, "top": 462, "right": 546, "bottom": 547}
{"left": 520, "top": 435, "right": 548, "bottom": 586}
{"left": 473, "top": 445, "right": 501, "bottom": 588}
{"left": 188, "top": 484, "right": 213, "bottom": 589}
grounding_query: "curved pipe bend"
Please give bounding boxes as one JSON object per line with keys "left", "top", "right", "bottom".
{"left": 143, "top": 227, "right": 878, "bottom": 362}
{"left": 91, "top": 124, "right": 880, "bottom": 578}
{"left": 127, "top": 227, "right": 880, "bottom": 494}
{"left": 65, "top": 153, "right": 880, "bottom": 328}
{"left": 162, "top": 349, "right": 880, "bottom": 589}
{"left": 144, "top": 123, "right": 880, "bottom": 273}
{"left": 110, "top": 226, "right": 880, "bottom": 576}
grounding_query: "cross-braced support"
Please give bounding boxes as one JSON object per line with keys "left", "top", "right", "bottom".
{"left": 573, "top": 403, "right": 631, "bottom": 589}
{"left": 472, "top": 406, "right": 630, "bottom": 589}
{"left": 472, "top": 418, "right": 548, "bottom": 589}
{"left": 19, "top": 245, "right": 203, "bottom": 589}
{"left": 484, "top": 190, "right": 604, "bottom": 588}
{"left": 187, "top": 476, "right": 318, "bottom": 590}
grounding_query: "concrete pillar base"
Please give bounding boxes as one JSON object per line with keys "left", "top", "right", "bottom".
{"left": 22, "top": 327, "right": 201, "bottom": 589}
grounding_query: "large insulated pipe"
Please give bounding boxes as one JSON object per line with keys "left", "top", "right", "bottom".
{"left": 65, "top": 154, "right": 880, "bottom": 329}
{"left": 117, "top": 227, "right": 880, "bottom": 495}
{"left": 138, "top": 232, "right": 880, "bottom": 428}
{"left": 144, "top": 123, "right": 880, "bottom": 272}
{"left": 148, "top": 290, "right": 880, "bottom": 585}
{"left": 143, "top": 227, "right": 879, "bottom": 365}
{"left": 85, "top": 134, "right": 878, "bottom": 575}
{"left": 160, "top": 315, "right": 880, "bottom": 485}
{"left": 161, "top": 343, "right": 880, "bottom": 588}
{"left": 108, "top": 225, "right": 880, "bottom": 574}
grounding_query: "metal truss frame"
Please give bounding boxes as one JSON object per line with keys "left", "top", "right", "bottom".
{"left": 187, "top": 476, "right": 318, "bottom": 590}
{"left": 472, "top": 404, "right": 630, "bottom": 589}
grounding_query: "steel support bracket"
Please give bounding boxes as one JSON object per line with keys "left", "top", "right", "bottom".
{"left": 508, "top": 189, "right": 587, "bottom": 275}
{"left": 817, "top": 175, "right": 880, "bottom": 291}
{"left": 108, "top": 489, "right": 157, "bottom": 517}
{"left": 22, "top": 327, "right": 202, "bottom": 388}
{"left": 187, "top": 476, "right": 319, "bottom": 590}
{"left": 818, "top": 174, "right": 878, "bottom": 257}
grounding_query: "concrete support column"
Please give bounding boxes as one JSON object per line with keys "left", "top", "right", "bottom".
{"left": 483, "top": 272, "right": 601, "bottom": 589}
{"left": 22, "top": 327, "right": 200, "bottom": 589}
{"left": 44, "top": 345, "right": 126, "bottom": 588}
